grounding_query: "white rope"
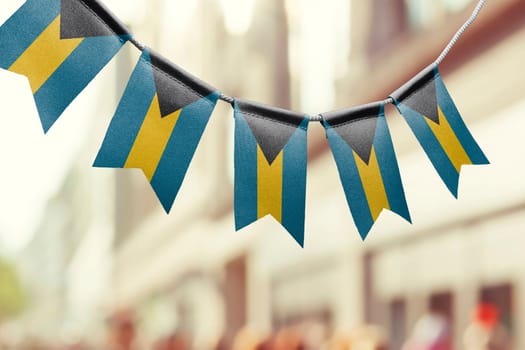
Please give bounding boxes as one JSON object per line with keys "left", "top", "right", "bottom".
{"left": 310, "top": 114, "right": 323, "bottom": 122}
{"left": 435, "top": 0, "right": 487, "bottom": 65}
{"left": 224, "top": 0, "right": 488, "bottom": 118}
{"left": 313, "top": 0, "right": 487, "bottom": 119}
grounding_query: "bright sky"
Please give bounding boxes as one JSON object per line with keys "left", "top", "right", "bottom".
{"left": 0, "top": 0, "right": 135, "bottom": 254}
{"left": 0, "top": 70, "right": 91, "bottom": 254}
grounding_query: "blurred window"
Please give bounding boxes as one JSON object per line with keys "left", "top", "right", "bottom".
{"left": 429, "top": 291, "right": 454, "bottom": 322}
{"left": 367, "top": 0, "right": 409, "bottom": 54}
{"left": 273, "top": 309, "right": 332, "bottom": 331}
{"left": 442, "top": 0, "right": 473, "bottom": 13}
{"left": 389, "top": 299, "right": 406, "bottom": 350}
{"left": 428, "top": 292, "right": 454, "bottom": 348}
{"left": 480, "top": 284, "right": 514, "bottom": 334}
{"left": 404, "top": 0, "right": 473, "bottom": 29}
{"left": 223, "top": 256, "right": 248, "bottom": 348}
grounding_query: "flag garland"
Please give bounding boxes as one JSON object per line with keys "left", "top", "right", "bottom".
{"left": 0, "top": 0, "right": 490, "bottom": 245}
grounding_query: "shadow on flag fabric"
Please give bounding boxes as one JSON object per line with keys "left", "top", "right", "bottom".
{"left": 94, "top": 49, "right": 220, "bottom": 212}
{"left": 0, "top": 0, "right": 130, "bottom": 132}
{"left": 234, "top": 99, "right": 309, "bottom": 246}
{"left": 390, "top": 64, "right": 489, "bottom": 197}
{"left": 322, "top": 102, "right": 411, "bottom": 240}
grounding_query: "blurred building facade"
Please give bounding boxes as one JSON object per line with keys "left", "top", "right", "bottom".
{"left": 346, "top": 1, "right": 525, "bottom": 349}
{"left": 110, "top": 0, "right": 525, "bottom": 348}
{"left": 2, "top": 0, "right": 525, "bottom": 348}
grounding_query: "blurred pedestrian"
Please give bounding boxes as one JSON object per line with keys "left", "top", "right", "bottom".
{"left": 64, "top": 341, "right": 90, "bottom": 350}
{"left": 328, "top": 326, "right": 387, "bottom": 350}
{"left": 256, "top": 336, "right": 275, "bottom": 350}
{"left": 153, "top": 333, "right": 188, "bottom": 350}
{"left": 273, "top": 328, "right": 304, "bottom": 350}
{"left": 327, "top": 333, "right": 351, "bottom": 350}
{"left": 106, "top": 310, "right": 137, "bottom": 350}
{"left": 232, "top": 328, "right": 260, "bottom": 350}
{"left": 213, "top": 335, "right": 228, "bottom": 350}
{"left": 462, "top": 303, "right": 511, "bottom": 350}
{"left": 402, "top": 311, "right": 452, "bottom": 350}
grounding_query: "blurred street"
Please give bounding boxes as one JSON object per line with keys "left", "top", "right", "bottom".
{"left": 0, "top": 0, "right": 524, "bottom": 349}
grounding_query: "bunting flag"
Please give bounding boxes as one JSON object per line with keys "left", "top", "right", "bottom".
{"left": 390, "top": 64, "right": 489, "bottom": 197}
{"left": 234, "top": 100, "right": 309, "bottom": 246}
{"left": 322, "top": 102, "right": 411, "bottom": 239}
{"left": 94, "top": 49, "right": 220, "bottom": 212}
{"left": 0, "top": 0, "right": 491, "bottom": 244}
{"left": 0, "top": 0, "right": 130, "bottom": 132}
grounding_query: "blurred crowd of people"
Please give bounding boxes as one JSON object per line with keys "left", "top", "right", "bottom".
{"left": 0, "top": 303, "right": 512, "bottom": 350}
{"left": 225, "top": 325, "right": 387, "bottom": 350}
{"left": 402, "top": 303, "right": 511, "bottom": 350}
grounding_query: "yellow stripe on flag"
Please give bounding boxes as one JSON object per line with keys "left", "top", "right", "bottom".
{"left": 9, "top": 16, "right": 83, "bottom": 93}
{"left": 426, "top": 107, "right": 472, "bottom": 172}
{"left": 355, "top": 147, "right": 390, "bottom": 221}
{"left": 257, "top": 147, "right": 283, "bottom": 222}
{"left": 125, "top": 94, "right": 181, "bottom": 181}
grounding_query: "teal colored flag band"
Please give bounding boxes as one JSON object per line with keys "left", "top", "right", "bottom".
{"left": 391, "top": 64, "right": 489, "bottom": 197}
{"left": 0, "top": 0, "right": 130, "bottom": 132}
{"left": 94, "top": 49, "right": 219, "bottom": 213}
{"left": 234, "top": 100, "right": 309, "bottom": 246}
{"left": 322, "top": 102, "right": 411, "bottom": 240}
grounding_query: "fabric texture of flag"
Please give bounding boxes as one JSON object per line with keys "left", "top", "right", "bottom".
{"left": 0, "top": 0, "right": 130, "bottom": 132}
{"left": 94, "top": 48, "right": 220, "bottom": 213}
{"left": 390, "top": 64, "right": 489, "bottom": 197}
{"left": 322, "top": 102, "right": 411, "bottom": 239}
{"left": 234, "top": 99, "right": 309, "bottom": 246}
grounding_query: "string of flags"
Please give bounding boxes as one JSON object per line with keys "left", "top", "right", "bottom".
{"left": 0, "top": 0, "right": 489, "bottom": 246}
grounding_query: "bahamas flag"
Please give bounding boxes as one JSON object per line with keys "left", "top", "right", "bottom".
{"left": 0, "top": 0, "right": 130, "bottom": 132}
{"left": 94, "top": 49, "right": 220, "bottom": 212}
{"left": 322, "top": 102, "right": 411, "bottom": 239}
{"left": 391, "top": 64, "right": 489, "bottom": 197}
{"left": 234, "top": 99, "right": 309, "bottom": 246}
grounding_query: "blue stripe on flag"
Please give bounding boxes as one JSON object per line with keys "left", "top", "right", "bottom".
{"left": 434, "top": 69, "right": 489, "bottom": 165}
{"left": 151, "top": 92, "right": 219, "bottom": 212}
{"left": 281, "top": 118, "right": 309, "bottom": 246}
{"left": 233, "top": 109, "right": 259, "bottom": 231}
{"left": 94, "top": 50, "right": 156, "bottom": 168}
{"left": 324, "top": 121, "right": 374, "bottom": 239}
{"left": 34, "top": 34, "right": 129, "bottom": 132}
{"left": 0, "top": 0, "right": 60, "bottom": 68}
{"left": 374, "top": 111, "right": 411, "bottom": 222}
{"left": 397, "top": 102, "right": 460, "bottom": 197}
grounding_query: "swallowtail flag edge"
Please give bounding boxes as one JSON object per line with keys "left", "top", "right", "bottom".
{"left": 0, "top": 0, "right": 131, "bottom": 132}
{"left": 94, "top": 48, "right": 220, "bottom": 213}
{"left": 322, "top": 102, "right": 411, "bottom": 240}
{"left": 234, "top": 99, "right": 309, "bottom": 246}
{"left": 390, "top": 64, "right": 489, "bottom": 198}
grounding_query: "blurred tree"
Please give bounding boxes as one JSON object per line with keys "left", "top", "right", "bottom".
{"left": 0, "top": 257, "right": 26, "bottom": 320}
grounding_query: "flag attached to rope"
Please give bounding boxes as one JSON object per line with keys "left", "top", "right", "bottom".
{"left": 0, "top": 0, "right": 130, "bottom": 132}
{"left": 94, "top": 49, "right": 220, "bottom": 212}
{"left": 390, "top": 64, "right": 489, "bottom": 197}
{"left": 322, "top": 102, "right": 411, "bottom": 239}
{"left": 234, "top": 99, "right": 309, "bottom": 246}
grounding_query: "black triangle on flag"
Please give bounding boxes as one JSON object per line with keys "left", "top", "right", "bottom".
{"left": 390, "top": 64, "right": 440, "bottom": 124}
{"left": 236, "top": 99, "right": 305, "bottom": 165}
{"left": 60, "top": 0, "right": 129, "bottom": 39}
{"left": 323, "top": 102, "right": 381, "bottom": 164}
{"left": 149, "top": 50, "right": 217, "bottom": 117}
